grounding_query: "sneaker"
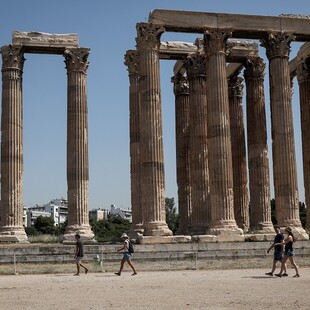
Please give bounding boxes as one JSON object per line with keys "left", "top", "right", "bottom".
{"left": 265, "top": 272, "right": 273, "bottom": 276}
{"left": 275, "top": 274, "right": 282, "bottom": 277}
{"left": 282, "top": 273, "right": 288, "bottom": 277}
{"left": 293, "top": 274, "right": 300, "bottom": 278}
{"left": 131, "top": 272, "right": 137, "bottom": 276}
{"left": 85, "top": 269, "right": 88, "bottom": 274}
{"left": 114, "top": 272, "right": 121, "bottom": 276}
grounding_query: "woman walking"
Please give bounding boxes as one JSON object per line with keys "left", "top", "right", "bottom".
{"left": 275, "top": 227, "right": 300, "bottom": 278}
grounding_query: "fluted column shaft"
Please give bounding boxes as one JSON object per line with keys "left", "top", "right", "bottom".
{"left": 228, "top": 74, "right": 249, "bottom": 231}
{"left": 136, "top": 23, "right": 172, "bottom": 236}
{"left": 297, "top": 58, "right": 310, "bottom": 231}
{"left": 204, "top": 30, "right": 241, "bottom": 235}
{"left": 0, "top": 45, "right": 28, "bottom": 242}
{"left": 261, "top": 33, "right": 302, "bottom": 228}
{"left": 186, "top": 54, "right": 209, "bottom": 234}
{"left": 244, "top": 58, "right": 273, "bottom": 232}
{"left": 64, "top": 48, "right": 94, "bottom": 240}
{"left": 172, "top": 72, "right": 191, "bottom": 234}
{"left": 125, "top": 50, "right": 143, "bottom": 234}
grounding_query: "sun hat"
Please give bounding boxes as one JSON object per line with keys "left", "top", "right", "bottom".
{"left": 121, "top": 233, "right": 129, "bottom": 239}
{"left": 285, "top": 226, "right": 292, "bottom": 233}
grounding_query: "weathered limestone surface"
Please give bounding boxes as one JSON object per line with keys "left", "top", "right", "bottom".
{"left": 228, "top": 73, "right": 249, "bottom": 231}
{"left": 136, "top": 23, "right": 172, "bottom": 237}
{"left": 149, "top": 10, "right": 310, "bottom": 40}
{"left": 12, "top": 31, "right": 78, "bottom": 54}
{"left": 297, "top": 58, "right": 310, "bottom": 232}
{"left": 203, "top": 29, "right": 243, "bottom": 240}
{"left": 125, "top": 50, "right": 143, "bottom": 236}
{"left": 244, "top": 58, "right": 274, "bottom": 234}
{"left": 171, "top": 73, "right": 191, "bottom": 235}
{"left": 63, "top": 48, "right": 94, "bottom": 242}
{"left": 186, "top": 53, "right": 210, "bottom": 234}
{"left": 0, "top": 45, "right": 28, "bottom": 243}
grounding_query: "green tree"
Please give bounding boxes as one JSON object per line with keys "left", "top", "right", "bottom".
{"left": 34, "top": 216, "right": 56, "bottom": 235}
{"left": 90, "top": 215, "right": 131, "bottom": 242}
{"left": 299, "top": 202, "right": 306, "bottom": 228}
{"left": 165, "top": 197, "right": 179, "bottom": 234}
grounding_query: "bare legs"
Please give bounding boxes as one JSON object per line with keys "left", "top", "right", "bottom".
{"left": 75, "top": 262, "right": 88, "bottom": 276}
{"left": 115, "top": 258, "right": 137, "bottom": 276}
{"left": 276, "top": 255, "right": 299, "bottom": 277}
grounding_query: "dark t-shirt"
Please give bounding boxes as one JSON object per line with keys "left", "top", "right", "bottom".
{"left": 76, "top": 239, "right": 84, "bottom": 257}
{"left": 274, "top": 233, "right": 284, "bottom": 251}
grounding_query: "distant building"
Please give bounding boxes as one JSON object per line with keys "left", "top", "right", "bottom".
{"left": 110, "top": 204, "right": 132, "bottom": 222}
{"left": 25, "top": 198, "right": 68, "bottom": 227}
{"left": 89, "top": 208, "right": 109, "bottom": 221}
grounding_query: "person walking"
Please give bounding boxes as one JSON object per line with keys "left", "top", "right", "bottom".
{"left": 74, "top": 233, "right": 89, "bottom": 276}
{"left": 115, "top": 233, "right": 137, "bottom": 276}
{"left": 265, "top": 225, "right": 287, "bottom": 276}
{"left": 275, "top": 227, "right": 300, "bottom": 278}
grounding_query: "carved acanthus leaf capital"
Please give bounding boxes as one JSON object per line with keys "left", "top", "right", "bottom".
{"left": 228, "top": 75, "right": 244, "bottom": 98}
{"left": 186, "top": 54, "right": 207, "bottom": 79}
{"left": 296, "top": 58, "right": 310, "bottom": 83}
{"left": 1, "top": 45, "right": 25, "bottom": 70}
{"left": 124, "top": 50, "right": 139, "bottom": 76}
{"left": 64, "top": 48, "right": 90, "bottom": 73}
{"left": 136, "top": 23, "right": 165, "bottom": 50}
{"left": 203, "top": 29, "right": 232, "bottom": 55}
{"left": 260, "top": 32, "right": 295, "bottom": 60}
{"left": 171, "top": 73, "right": 189, "bottom": 96}
{"left": 244, "top": 57, "right": 266, "bottom": 81}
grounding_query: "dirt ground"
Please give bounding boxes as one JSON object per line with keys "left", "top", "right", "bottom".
{"left": 1, "top": 266, "right": 309, "bottom": 310}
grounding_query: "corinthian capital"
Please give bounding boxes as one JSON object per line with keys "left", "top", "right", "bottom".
{"left": 171, "top": 73, "right": 189, "bottom": 96}
{"left": 228, "top": 74, "right": 244, "bottom": 98}
{"left": 260, "top": 32, "right": 295, "bottom": 60}
{"left": 124, "top": 50, "right": 139, "bottom": 76}
{"left": 244, "top": 57, "right": 266, "bottom": 81}
{"left": 64, "top": 48, "right": 90, "bottom": 73}
{"left": 203, "top": 29, "right": 232, "bottom": 54}
{"left": 135, "top": 23, "right": 165, "bottom": 50}
{"left": 1, "top": 45, "right": 25, "bottom": 70}
{"left": 186, "top": 53, "right": 206, "bottom": 79}
{"left": 296, "top": 57, "right": 310, "bottom": 83}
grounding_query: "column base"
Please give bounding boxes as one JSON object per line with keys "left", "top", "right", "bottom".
{"left": 0, "top": 226, "right": 29, "bottom": 243}
{"left": 143, "top": 221, "right": 173, "bottom": 237}
{"left": 63, "top": 224, "right": 96, "bottom": 244}
{"left": 207, "top": 223, "right": 245, "bottom": 242}
{"left": 129, "top": 223, "right": 144, "bottom": 239}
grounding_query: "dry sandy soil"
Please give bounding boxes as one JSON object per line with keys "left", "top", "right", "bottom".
{"left": 0, "top": 267, "right": 309, "bottom": 310}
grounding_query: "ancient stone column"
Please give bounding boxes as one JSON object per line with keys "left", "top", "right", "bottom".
{"left": 296, "top": 58, "right": 310, "bottom": 232}
{"left": 243, "top": 58, "right": 274, "bottom": 234}
{"left": 228, "top": 73, "right": 249, "bottom": 231}
{"left": 63, "top": 48, "right": 94, "bottom": 242}
{"left": 261, "top": 33, "right": 307, "bottom": 239}
{"left": 203, "top": 30, "right": 243, "bottom": 240}
{"left": 171, "top": 72, "right": 191, "bottom": 234}
{"left": 0, "top": 45, "right": 28, "bottom": 242}
{"left": 124, "top": 50, "right": 143, "bottom": 236}
{"left": 186, "top": 54, "right": 210, "bottom": 234}
{"left": 136, "top": 23, "right": 172, "bottom": 237}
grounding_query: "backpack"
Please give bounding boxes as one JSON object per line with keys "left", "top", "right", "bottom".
{"left": 128, "top": 240, "right": 134, "bottom": 253}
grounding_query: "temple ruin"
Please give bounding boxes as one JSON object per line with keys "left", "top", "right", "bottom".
{"left": 0, "top": 31, "right": 94, "bottom": 242}
{"left": 125, "top": 10, "right": 310, "bottom": 243}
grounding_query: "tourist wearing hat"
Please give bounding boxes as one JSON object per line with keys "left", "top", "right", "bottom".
{"left": 74, "top": 233, "right": 89, "bottom": 276}
{"left": 265, "top": 225, "right": 287, "bottom": 277}
{"left": 275, "top": 227, "right": 300, "bottom": 278}
{"left": 115, "top": 233, "right": 137, "bottom": 276}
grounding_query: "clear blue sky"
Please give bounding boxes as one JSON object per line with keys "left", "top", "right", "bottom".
{"left": 0, "top": 1, "right": 309, "bottom": 210}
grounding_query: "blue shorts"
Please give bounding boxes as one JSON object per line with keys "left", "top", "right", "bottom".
{"left": 274, "top": 251, "right": 283, "bottom": 262}
{"left": 123, "top": 252, "right": 132, "bottom": 261}
{"left": 285, "top": 249, "right": 295, "bottom": 257}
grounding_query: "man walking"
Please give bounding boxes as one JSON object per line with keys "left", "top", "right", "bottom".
{"left": 265, "top": 225, "right": 287, "bottom": 276}
{"left": 74, "top": 233, "right": 89, "bottom": 276}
